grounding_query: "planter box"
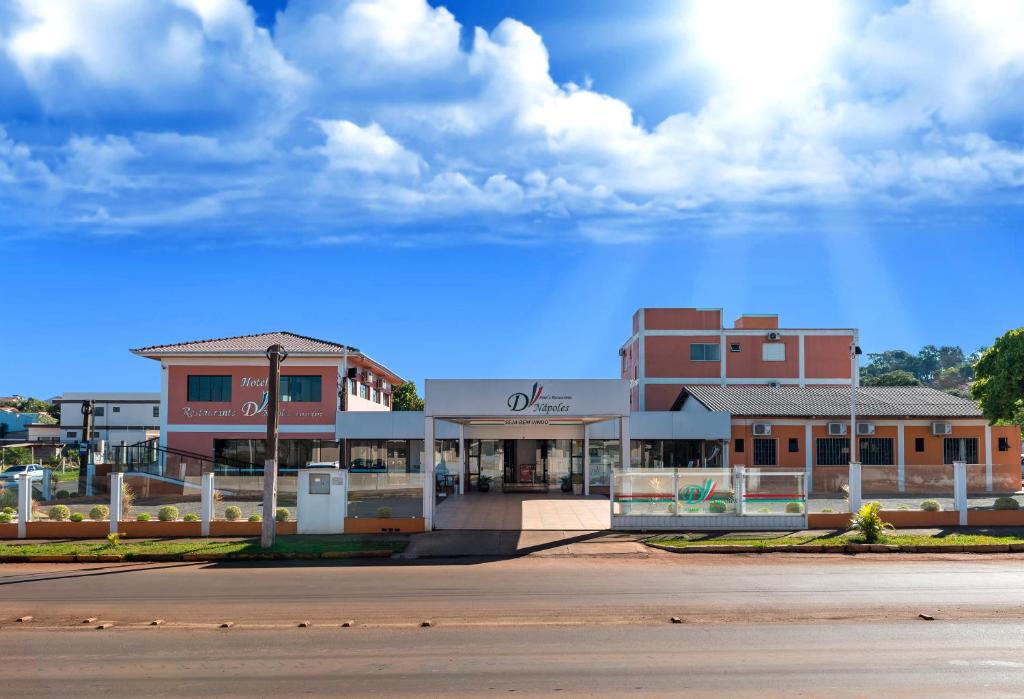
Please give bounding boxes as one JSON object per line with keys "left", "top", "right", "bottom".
{"left": 24, "top": 521, "right": 109, "bottom": 539}
{"left": 0, "top": 522, "right": 17, "bottom": 539}
{"left": 119, "top": 520, "right": 202, "bottom": 538}
{"left": 344, "top": 517, "right": 424, "bottom": 534}
{"left": 882, "top": 510, "right": 959, "bottom": 527}
{"left": 209, "top": 521, "right": 262, "bottom": 536}
{"left": 807, "top": 512, "right": 851, "bottom": 530}
{"left": 967, "top": 510, "right": 1024, "bottom": 527}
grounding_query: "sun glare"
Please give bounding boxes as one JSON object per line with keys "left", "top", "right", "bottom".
{"left": 685, "top": 0, "right": 845, "bottom": 105}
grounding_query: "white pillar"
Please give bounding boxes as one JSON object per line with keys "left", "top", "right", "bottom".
{"left": 897, "top": 423, "right": 906, "bottom": 492}
{"left": 954, "top": 460, "right": 968, "bottom": 526}
{"left": 804, "top": 423, "right": 813, "bottom": 495}
{"left": 17, "top": 472, "right": 33, "bottom": 539}
{"left": 458, "top": 423, "right": 465, "bottom": 496}
{"left": 735, "top": 465, "right": 746, "bottom": 516}
{"left": 423, "top": 417, "right": 435, "bottom": 530}
{"left": 848, "top": 462, "right": 862, "bottom": 513}
{"left": 984, "top": 424, "right": 993, "bottom": 492}
{"left": 109, "top": 472, "right": 123, "bottom": 534}
{"left": 583, "top": 424, "right": 591, "bottom": 496}
{"left": 619, "top": 415, "right": 631, "bottom": 471}
{"left": 201, "top": 472, "right": 215, "bottom": 537}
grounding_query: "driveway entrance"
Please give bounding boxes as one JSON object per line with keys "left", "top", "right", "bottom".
{"left": 434, "top": 492, "right": 610, "bottom": 530}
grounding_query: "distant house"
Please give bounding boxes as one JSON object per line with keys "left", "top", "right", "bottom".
{"left": 0, "top": 411, "right": 44, "bottom": 440}
{"left": 54, "top": 392, "right": 161, "bottom": 455}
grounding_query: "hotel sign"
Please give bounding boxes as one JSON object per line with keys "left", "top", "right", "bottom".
{"left": 425, "top": 379, "right": 629, "bottom": 418}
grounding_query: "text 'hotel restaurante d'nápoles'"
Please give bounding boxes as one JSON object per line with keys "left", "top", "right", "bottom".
{"left": 128, "top": 309, "right": 1021, "bottom": 531}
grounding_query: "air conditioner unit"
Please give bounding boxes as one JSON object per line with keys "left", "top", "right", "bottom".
{"left": 931, "top": 422, "right": 953, "bottom": 436}
{"left": 827, "top": 422, "right": 848, "bottom": 436}
{"left": 857, "top": 422, "right": 875, "bottom": 436}
{"left": 766, "top": 331, "right": 782, "bottom": 341}
{"left": 752, "top": 423, "right": 772, "bottom": 436}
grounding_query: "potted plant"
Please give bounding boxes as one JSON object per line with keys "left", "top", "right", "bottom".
{"left": 571, "top": 473, "right": 584, "bottom": 495}
{"left": 560, "top": 474, "right": 573, "bottom": 493}
{"left": 477, "top": 475, "right": 492, "bottom": 493}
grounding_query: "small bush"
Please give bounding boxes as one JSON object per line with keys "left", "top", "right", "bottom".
{"left": 376, "top": 506, "right": 392, "bottom": 518}
{"left": 69, "top": 512, "right": 84, "bottom": 522}
{"left": 898, "top": 504, "right": 911, "bottom": 511}
{"left": 708, "top": 500, "right": 727, "bottom": 514}
{"left": 821, "top": 507, "right": 834, "bottom": 513}
{"left": 107, "top": 533, "right": 120, "bottom": 547}
{"left": 0, "top": 512, "right": 11, "bottom": 523}
{"left": 994, "top": 497, "right": 1020, "bottom": 511}
{"left": 920, "top": 499, "right": 941, "bottom": 512}
{"left": 48, "top": 504, "right": 71, "bottom": 521}
{"left": 56, "top": 490, "right": 70, "bottom": 499}
{"left": 136, "top": 513, "right": 151, "bottom": 522}
{"left": 2, "top": 505, "right": 15, "bottom": 515}
{"left": 757, "top": 506, "right": 771, "bottom": 513}
{"left": 275, "top": 507, "right": 290, "bottom": 522}
{"left": 224, "top": 506, "right": 242, "bottom": 521}
{"left": 157, "top": 506, "right": 179, "bottom": 522}
{"left": 183, "top": 513, "right": 199, "bottom": 522}
{"left": 851, "top": 501, "right": 893, "bottom": 544}
{"left": 89, "top": 505, "right": 110, "bottom": 521}
{"left": 785, "top": 502, "right": 804, "bottom": 514}
{"left": 248, "top": 513, "right": 261, "bottom": 522}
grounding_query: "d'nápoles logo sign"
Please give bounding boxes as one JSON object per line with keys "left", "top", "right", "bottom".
{"left": 507, "top": 382, "right": 572, "bottom": 414}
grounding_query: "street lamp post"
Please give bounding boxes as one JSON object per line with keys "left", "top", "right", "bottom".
{"left": 261, "top": 344, "right": 287, "bottom": 548}
{"left": 850, "top": 344, "right": 862, "bottom": 464}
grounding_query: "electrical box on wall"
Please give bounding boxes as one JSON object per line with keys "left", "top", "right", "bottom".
{"left": 297, "top": 468, "right": 347, "bottom": 534}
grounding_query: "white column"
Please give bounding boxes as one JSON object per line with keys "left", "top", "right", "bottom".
{"left": 954, "top": 460, "right": 968, "bottom": 526}
{"left": 735, "top": 465, "right": 746, "bottom": 516}
{"left": 201, "top": 472, "right": 215, "bottom": 537}
{"left": 583, "top": 424, "right": 591, "bottom": 496}
{"left": 423, "top": 417, "right": 435, "bottom": 531}
{"left": 984, "top": 424, "right": 993, "bottom": 492}
{"left": 17, "top": 472, "right": 33, "bottom": 539}
{"left": 109, "top": 472, "right": 123, "bottom": 535}
{"left": 804, "top": 423, "right": 813, "bottom": 495}
{"left": 458, "top": 423, "right": 465, "bottom": 495}
{"left": 619, "top": 415, "right": 631, "bottom": 471}
{"left": 848, "top": 462, "right": 862, "bottom": 513}
{"left": 897, "top": 424, "right": 906, "bottom": 492}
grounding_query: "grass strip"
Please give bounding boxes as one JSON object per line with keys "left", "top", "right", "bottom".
{"left": 647, "top": 532, "right": 1024, "bottom": 548}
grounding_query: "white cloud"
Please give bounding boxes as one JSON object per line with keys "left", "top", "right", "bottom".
{"left": 316, "top": 119, "right": 424, "bottom": 177}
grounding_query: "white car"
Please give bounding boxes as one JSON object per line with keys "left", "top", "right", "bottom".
{"left": 0, "top": 464, "right": 45, "bottom": 485}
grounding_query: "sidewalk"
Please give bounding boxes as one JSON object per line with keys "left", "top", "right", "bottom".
{"left": 400, "top": 530, "right": 650, "bottom": 558}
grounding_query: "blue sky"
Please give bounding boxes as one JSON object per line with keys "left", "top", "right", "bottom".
{"left": 1, "top": 0, "right": 1022, "bottom": 398}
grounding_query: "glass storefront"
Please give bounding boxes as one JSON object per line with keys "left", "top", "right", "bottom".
{"left": 213, "top": 439, "right": 340, "bottom": 472}
{"left": 345, "top": 438, "right": 457, "bottom": 473}
{"left": 589, "top": 439, "right": 620, "bottom": 488}
{"left": 630, "top": 440, "right": 724, "bottom": 469}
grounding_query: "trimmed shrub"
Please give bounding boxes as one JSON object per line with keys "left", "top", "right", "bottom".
{"left": 920, "top": 499, "right": 941, "bottom": 512}
{"left": 994, "top": 496, "right": 1020, "bottom": 511}
{"left": 158, "top": 506, "right": 179, "bottom": 522}
{"left": 708, "top": 500, "right": 727, "bottom": 514}
{"left": 248, "top": 513, "right": 261, "bottom": 522}
{"left": 89, "top": 505, "right": 110, "bottom": 521}
{"left": 183, "top": 513, "right": 199, "bottom": 522}
{"left": 137, "top": 513, "right": 151, "bottom": 522}
{"left": 55, "top": 490, "right": 70, "bottom": 499}
{"left": 69, "top": 512, "right": 84, "bottom": 522}
{"left": 821, "top": 507, "right": 834, "bottom": 513}
{"left": 785, "top": 502, "right": 804, "bottom": 514}
{"left": 757, "top": 506, "right": 771, "bottom": 513}
{"left": 0, "top": 512, "right": 12, "bottom": 523}
{"left": 224, "top": 506, "right": 242, "bottom": 521}
{"left": 275, "top": 507, "right": 290, "bottom": 522}
{"left": 48, "top": 504, "right": 71, "bottom": 521}
{"left": 897, "top": 504, "right": 911, "bottom": 511}
{"left": 2, "top": 506, "right": 15, "bottom": 515}
{"left": 376, "top": 506, "right": 392, "bottom": 518}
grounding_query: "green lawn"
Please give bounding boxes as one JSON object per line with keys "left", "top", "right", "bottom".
{"left": 647, "top": 532, "right": 1024, "bottom": 548}
{"left": 52, "top": 468, "right": 80, "bottom": 483}
{"left": 0, "top": 535, "right": 407, "bottom": 558}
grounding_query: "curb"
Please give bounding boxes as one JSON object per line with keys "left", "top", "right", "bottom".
{"left": 1, "top": 549, "right": 399, "bottom": 563}
{"left": 646, "top": 542, "right": 1024, "bottom": 555}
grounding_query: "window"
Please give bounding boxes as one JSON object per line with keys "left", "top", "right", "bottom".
{"left": 762, "top": 343, "right": 786, "bottom": 361}
{"left": 359, "top": 383, "right": 369, "bottom": 400}
{"left": 915, "top": 437, "right": 925, "bottom": 452}
{"left": 788, "top": 437, "right": 799, "bottom": 453}
{"left": 383, "top": 393, "right": 391, "bottom": 408}
{"left": 372, "top": 388, "right": 381, "bottom": 404}
{"left": 350, "top": 381, "right": 358, "bottom": 396}
{"left": 816, "top": 438, "right": 851, "bottom": 466}
{"left": 94, "top": 406, "right": 105, "bottom": 417}
{"left": 280, "top": 375, "right": 321, "bottom": 402}
{"left": 187, "top": 375, "right": 232, "bottom": 402}
{"left": 943, "top": 437, "right": 978, "bottom": 464}
{"left": 999, "top": 437, "right": 1010, "bottom": 452}
{"left": 66, "top": 431, "right": 77, "bottom": 439}
{"left": 690, "top": 343, "right": 721, "bottom": 361}
{"left": 152, "top": 406, "right": 160, "bottom": 418}
{"left": 734, "top": 438, "right": 744, "bottom": 453}
{"left": 730, "top": 342, "right": 741, "bottom": 352}
{"left": 860, "top": 438, "right": 894, "bottom": 465}
{"left": 112, "top": 406, "right": 120, "bottom": 413}
{"left": 753, "top": 438, "right": 777, "bottom": 466}
{"left": 91, "top": 431, "right": 99, "bottom": 438}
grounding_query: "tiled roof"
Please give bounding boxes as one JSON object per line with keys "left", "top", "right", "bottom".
{"left": 131, "top": 332, "right": 358, "bottom": 356}
{"left": 683, "top": 385, "right": 983, "bottom": 418}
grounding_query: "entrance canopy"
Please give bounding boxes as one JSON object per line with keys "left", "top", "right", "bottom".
{"left": 425, "top": 379, "right": 630, "bottom": 420}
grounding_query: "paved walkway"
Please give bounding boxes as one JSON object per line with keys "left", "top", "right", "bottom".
{"left": 434, "top": 491, "right": 611, "bottom": 530}
{"left": 401, "top": 529, "right": 648, "bottom": 558}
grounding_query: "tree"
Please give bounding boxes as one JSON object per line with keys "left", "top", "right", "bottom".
{"left": 391, "top": 381, "right": 425, "bottom": 411}
{"left": 862, "top": 370, "right": 922, "bottom": 387}
{"left": 972, "top": 328, "right": 1024, "bottom": 423}
{"left": 1, "top": 446, "right": 33, "bottom": 466}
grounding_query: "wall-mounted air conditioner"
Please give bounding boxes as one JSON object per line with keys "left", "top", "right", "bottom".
{"left": 931, "top": 422, "right": 953, "bottom": 436}
{"left": 766, "top": 331, "right": 782, "bottom": 341}
{"left": 827, "top": 422, "right": 848, "bottom": 436}
{"left": 752, "top": 422, "right": 772, "bottom": 436}
{"left": 857, "top": 423, "right": 875, "bottom": 436}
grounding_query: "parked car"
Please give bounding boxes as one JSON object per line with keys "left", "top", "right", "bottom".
{"left": 0, "top": 463, "right": 45, "bottom": 485}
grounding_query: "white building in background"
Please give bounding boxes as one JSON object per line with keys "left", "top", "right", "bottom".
{"left": 55, "top": 392, "right": 161, "bottom": 454}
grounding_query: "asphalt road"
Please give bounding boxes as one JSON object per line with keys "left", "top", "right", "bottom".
{"left": 6, "top": 623, "right": 1024, "bottom": 697}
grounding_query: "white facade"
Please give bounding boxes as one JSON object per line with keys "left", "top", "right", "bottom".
{"left": 56, "top": 392, "right": 161, "bottom": 450}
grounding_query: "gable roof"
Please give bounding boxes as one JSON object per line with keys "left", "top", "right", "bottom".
{"left": 680, "top": 385, "right": 983, "bottom": 419}
{"left": 131, "top": 331, "right": 356, "bottom": 356}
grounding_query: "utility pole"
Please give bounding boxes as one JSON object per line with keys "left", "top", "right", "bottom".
{"left": 850, "top": 344, "right": 862, "bottom": 464}
{"left": 261, "top": 344, "right": 287, "bottom": 548}
{"left": 77, "top": 400, "right": 94, "bottom": 496}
